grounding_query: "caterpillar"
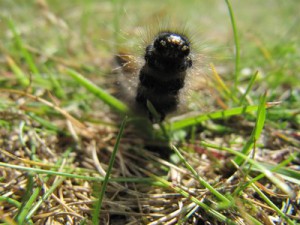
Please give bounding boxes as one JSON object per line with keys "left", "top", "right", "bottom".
{"left": 135, "top": 31, "right": 192, "bottom": 122}
{"left": 115, "top": 29, "right": 207, "bottom": 123}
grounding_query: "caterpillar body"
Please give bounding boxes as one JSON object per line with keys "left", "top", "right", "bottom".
{"left": 115, "top": 30, "right": 198, "bottom": 123}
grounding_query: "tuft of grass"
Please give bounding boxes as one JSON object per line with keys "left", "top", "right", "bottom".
{"left": 141, "top": 168, "right": 237, "bottom": 225}
{"left": 171, "top": 145, "right": 232, "bottom": 209}
{"left": 233, "top": 92, "right": 267, "bottom": 166}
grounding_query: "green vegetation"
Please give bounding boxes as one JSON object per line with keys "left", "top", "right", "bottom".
{"left": 0, "top": 0, "right": 299, "bottom": 224}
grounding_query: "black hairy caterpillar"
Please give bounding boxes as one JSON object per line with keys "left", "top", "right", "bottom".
{"left": 135, "top": 32, "right": 192, "bottom": 122}
{"left": 115, "top": 28, "right": 209, "bottom": 123}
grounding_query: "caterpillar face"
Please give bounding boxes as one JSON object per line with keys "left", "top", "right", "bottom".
{"left": 153, "top": 32, "right": 191, "bottom": 59}
{"left": 115, "top": 31, "right": 195, "bottom": 123}
{"left": 144, "top": 33, "right": 192, "bottom": 74}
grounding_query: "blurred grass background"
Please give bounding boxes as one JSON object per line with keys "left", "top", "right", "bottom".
{"left": 1, "top": 0, "right": 299, "bottom": 106}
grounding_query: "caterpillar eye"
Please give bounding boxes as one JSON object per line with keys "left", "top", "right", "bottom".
{"left": 181, "top": 45, "right": 190, "bottom": 55}
{"left": 160, "top": 40, "right": 167, "bottom": 47}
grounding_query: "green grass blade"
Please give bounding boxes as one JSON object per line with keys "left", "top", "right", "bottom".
{"left": 143, "top": 170, "right": 237, "bottom": 225}
{"left": 210, "top": 63, "right": 239, "bottom": 104}
{"left": 0, "top": 162, "right": 154, "bottom": 183}
{"left": 46, "top": 68, "right": 67, "bottom": 99}
{"left": 15, "top": 176, "right": 37, "bottom": 225}
{"left": 254, "top": 156, "right": 300, "bottom": 185}
{"left": 0, "top": 196, "right": 21, "bottom": 208}
{"left": 234, "top": 93, "right": 267, "bottom": 165}
{"left": 239, "top": 71, "right": 259, "bottom": 105}
{"left": 92, "top": 116, "right": 127, "bottom": 224}
{"left": 171, "top": 145, "right": 231, "bottom": 208}
{"left": 167, "top": 105, "right": 259, "bottom": 131}
{"left": 6, "top": 56, "right": 30, "bottom": 86}
{"left": 225, "top": 0, "right": 240, "bottom": 93}
{"left": 65, "top": 68, "right": 130, "bottom": 115}
{"left": 23, "top": 148, "right": 74, "bottom": 222}
{"left": 201, "top": 141, "right": 295, "bottom": 198}
{"left": 15, "top": 174, "right": 34, "bottom": 224}
{"left": 250, "top": 181, "right": 295, "bottom": 225}
{"left": 27, "top": 112, "right": 61, "bottom": 132}
{"left": 7, "top": 17, "right": 40, "bottom": 76}
{"left": 234, "top": 152, "right": 298, "bottom": 196}
{"left": 25, "top": 176, "right": 68, "bottom": 222}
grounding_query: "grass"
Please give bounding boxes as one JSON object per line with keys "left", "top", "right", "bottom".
{"left": 92, "top": 116, "right": 127, "bottom": 224}
{"left": 0, "top": 0, "right": 299, "bottom": 224}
